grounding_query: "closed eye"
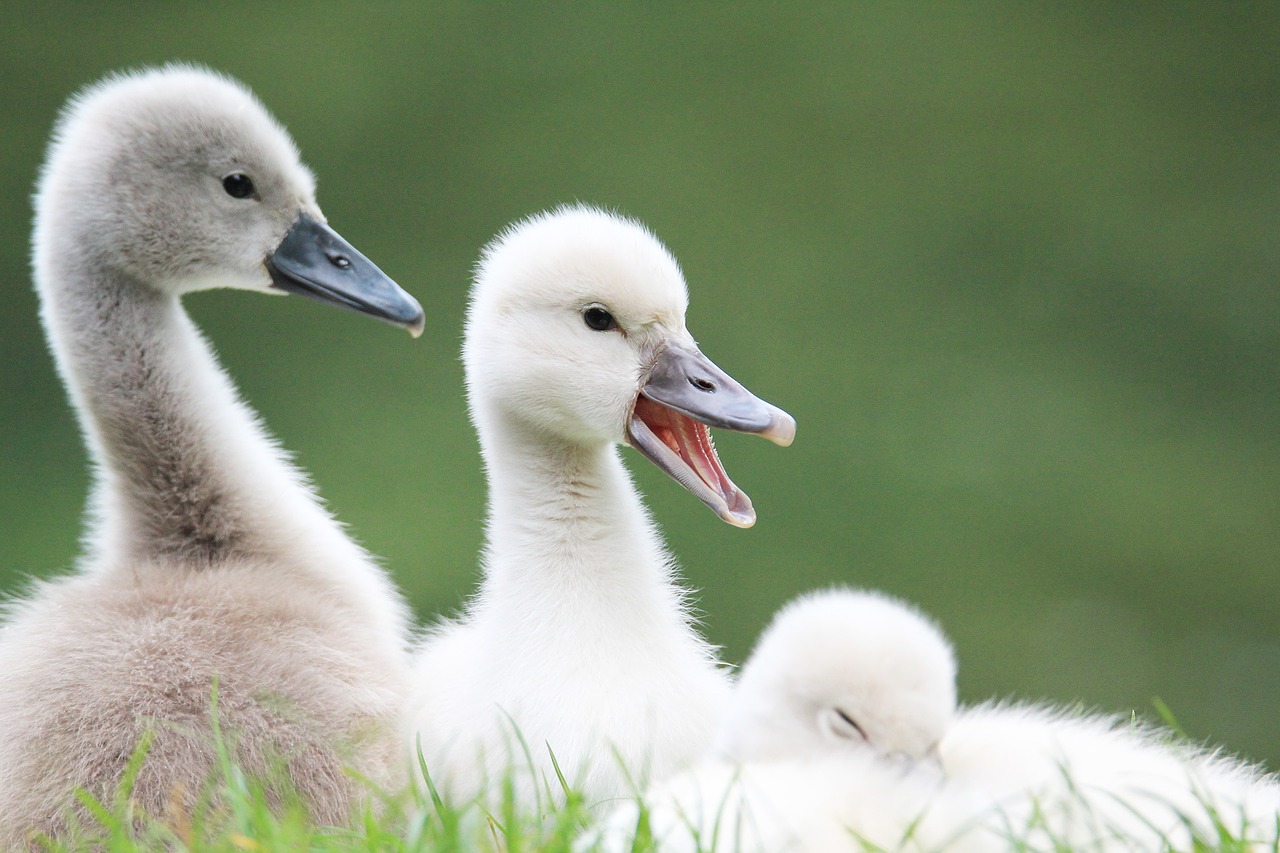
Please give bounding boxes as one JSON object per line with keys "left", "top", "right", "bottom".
{"left": 831, "top": 708, "right": 868, "bottom": 741}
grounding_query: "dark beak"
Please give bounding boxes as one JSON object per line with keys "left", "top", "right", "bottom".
{"left": 266, "top": 212, "right": 425, "bottom": 337}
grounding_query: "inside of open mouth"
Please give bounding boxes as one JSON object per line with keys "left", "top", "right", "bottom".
{"left": 633, "top": 394, "right": 738, "bottom": 502}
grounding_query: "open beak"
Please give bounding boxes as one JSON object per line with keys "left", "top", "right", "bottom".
{"left": 625, "top": 341, "right": 795, "bottom": 528}
{"left": 266, "top": 212, "right": 425, "bottom": 337}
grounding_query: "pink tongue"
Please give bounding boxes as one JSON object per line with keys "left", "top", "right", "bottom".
{"left": 634, "top": 396, "right": 737, "bottom": 501}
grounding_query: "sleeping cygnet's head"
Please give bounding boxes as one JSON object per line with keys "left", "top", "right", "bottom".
{"left": 715, "top": 588, "right": 957, "bottom": 767}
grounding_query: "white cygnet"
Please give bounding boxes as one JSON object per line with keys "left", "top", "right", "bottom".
{"left": 715, "top": 588, "right": 957, "bottom": 767}
{"left": 406, "top": 205, "right": 795, "bottom": 810}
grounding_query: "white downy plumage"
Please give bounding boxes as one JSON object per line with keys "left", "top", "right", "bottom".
{"left": 406, "top": 205, "right": 795, "bottom": 808}
{"left": 597, "top": 593, "right": 1280, "bottom": 852}
{"left": 714, "top": 588, "right": 956, "bottom": 766}
{"left": 0, "top": 66, "right": 424, "bottom": 843}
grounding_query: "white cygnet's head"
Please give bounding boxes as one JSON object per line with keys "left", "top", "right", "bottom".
{"left": 716, "top": 588, "right": 957, "bottom": 765}
{"left": 464, "top": 205, "right": 794, "bottom": 527}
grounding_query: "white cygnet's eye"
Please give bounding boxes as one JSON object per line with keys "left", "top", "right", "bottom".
{"left": 582, "top": 304, "right": 618, "bottom": 332}
{"left": 820, "top": 707, "right": 868, "bottom": 743}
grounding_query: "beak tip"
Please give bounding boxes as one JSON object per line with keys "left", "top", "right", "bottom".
{"left": 765, "top": 410, "right": 797, "bottom": 447}
{"left": 718, "top": 495, "right": 757, "bottom": 528}
{"left": 268, "top": 214, "right": 426, "bottom": 335}
{"left": 405, "top": 310, "right": 426, "bottom": 339}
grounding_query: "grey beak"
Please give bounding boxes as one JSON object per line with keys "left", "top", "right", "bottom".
{"left": 640, "top": 342, "right": 796, "bottom": 446}
{"left": 266, "top": 212, "right": 425, "bottom": 337}
{"left": 626, "top": 340, "right": 795, "bottom": 528}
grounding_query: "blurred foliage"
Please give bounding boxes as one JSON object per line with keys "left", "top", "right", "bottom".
{"left": 1, "top": 2, "right": 1277, "bottom": 767}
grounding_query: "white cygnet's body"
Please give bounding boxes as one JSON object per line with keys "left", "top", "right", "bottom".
{"left": 406, "top": 205, "right": 794, "bottom": 809}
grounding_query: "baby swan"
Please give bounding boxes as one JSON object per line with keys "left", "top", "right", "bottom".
{"left": 0, "top": 66, "right": 423, "bottom": 843}
{"left": 715, "top": 588, "right": 956, "bottom": 767}
{"left": 599, "top": 595, "right": 1280, "bottom": 852}
{"left": 407, "top": 206, "right": 794, "bottom": 808}
{"left": 594, "top": 589, "right": 961, "bottom": 853}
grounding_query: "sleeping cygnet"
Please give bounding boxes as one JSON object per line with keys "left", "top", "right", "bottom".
{"left": 715, "top": 587, "right": 957, "bottom": 769}
{"left": 587, "top": 590, "right": 963, "bottom": 853}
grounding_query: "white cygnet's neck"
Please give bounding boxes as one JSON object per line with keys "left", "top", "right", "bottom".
{"left": 473, "top": 409, "right": 701, "bottom": 653}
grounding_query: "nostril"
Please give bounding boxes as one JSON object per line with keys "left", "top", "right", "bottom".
{"left": 326, "top": 252, "right": 352, "bottom": 270}
{"left": 689, "top": 376, "right": 716, "bottom": 392}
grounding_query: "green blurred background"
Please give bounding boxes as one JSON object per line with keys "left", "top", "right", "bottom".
{"left": 2, "top": 3, "right": 1277, "bottom": 767}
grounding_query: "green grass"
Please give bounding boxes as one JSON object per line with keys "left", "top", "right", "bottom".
{"left": 41, "top": 775, "right": 1276, "bottom": 853}
{"left": 31, "top": 742, "right": 595, "bottom": 852}
{"left": 28, "top": 730, "right": 1276, "bottom": 853}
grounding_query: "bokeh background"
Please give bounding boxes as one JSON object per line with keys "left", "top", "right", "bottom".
{"left": 2, "top": 4, "right": 1277, "bottom": 767}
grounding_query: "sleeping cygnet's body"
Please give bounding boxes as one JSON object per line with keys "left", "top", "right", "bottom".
{"left": 596, "top": 592, "right": 1280, "bottom": 852}
{"left": 592, "top": 589, "right": 968, "bottom": 853}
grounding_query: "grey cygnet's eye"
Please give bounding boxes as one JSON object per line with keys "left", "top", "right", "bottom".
{"left": 222, "top": 172, "right": 256, "bottom": 200}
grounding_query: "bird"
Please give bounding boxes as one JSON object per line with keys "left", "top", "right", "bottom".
{"left": 713, "top": 588, "right": 957, "bottom": 768}
{"left": 933, "top": 701, "right": 1280, "bottom": 851}
{"left": 594, "top": 592, "right": 1280, "bottom": 852}
{"left": 404, "top": 205, "right": 795, "bottom": 810}
{"left": 592, "top": 589, "right": 961, "bottom": 852}
{"left": 0, "top": 65, "right": 425, "bottom": 844}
